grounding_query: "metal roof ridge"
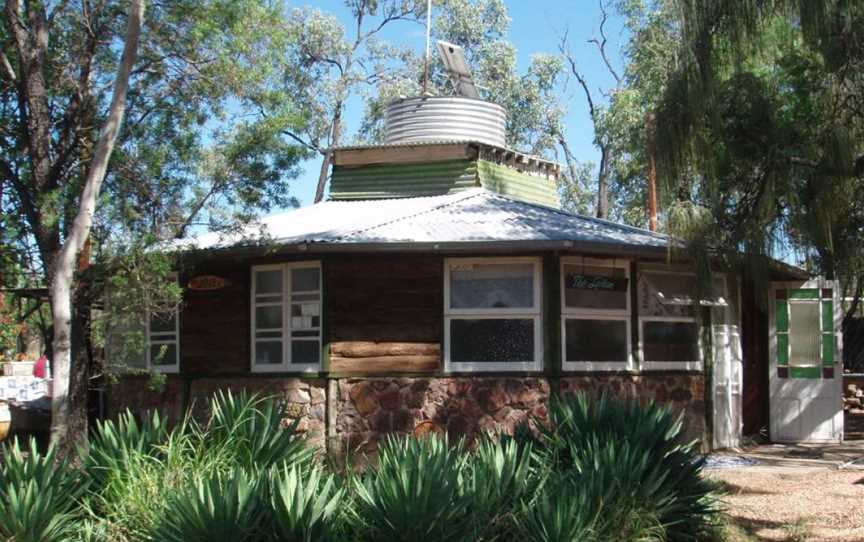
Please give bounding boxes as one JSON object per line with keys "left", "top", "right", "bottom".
{"left": 480, "top": 190, "right": 670, "bottom": 240}
{"left": 337, "top": 188, "right": 487, "bottom": 240}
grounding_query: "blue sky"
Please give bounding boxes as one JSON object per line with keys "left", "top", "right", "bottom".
{"left": 287, "top": 0, "right": 628, "bottom": 206}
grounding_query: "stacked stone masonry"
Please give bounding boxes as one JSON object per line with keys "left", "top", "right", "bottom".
{"left": 107, "top": 374, "right": 706, "bottom": 454}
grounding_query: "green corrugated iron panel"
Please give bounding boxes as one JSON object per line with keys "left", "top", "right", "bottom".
{"left": 477, "top": 160, "right": 560, "bottom": 208}
{"left": 330, "top": 159, "right": 478, "bottom": 199}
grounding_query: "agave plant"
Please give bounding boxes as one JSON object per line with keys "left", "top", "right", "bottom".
{"left": 204, "top": 390, "right": 314, "bottom": 472}
{"left": 0, "top": 438, "right": 84, "bottom": 542}
{"left": 536, "top": 392, "right": 720, "bottom": 541}
{"left": 512, "top": 475, "right": 600, "bottom": 542}
{"left": 84, "top": 409, "right": 169, "bottom": 490}
{"left": 267, "top": 463, "right": 345, "bottom": 542}
{"left": 353, "top": 434, "right": 474, "bottom": 542}
{"left": 468, "top": 435, "right": 542, "bottom": 539}
{"left": 149, "top": 468, "right": 264, "bottom": 542}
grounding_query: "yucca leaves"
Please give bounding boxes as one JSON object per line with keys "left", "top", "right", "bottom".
{"left": 353, "top": 434, "right": 475, "bottom": 542}
{"left": 269, "top": 463, "right": 345, "bottom": 542}
{"left": 149, "top": 469, "right": 263, "bottom": 542}
{"left": 0, "top": 438, "right": 84, "bottom": 542}
{"left": 204, "top": 390, "right": 314, "bottom": 472}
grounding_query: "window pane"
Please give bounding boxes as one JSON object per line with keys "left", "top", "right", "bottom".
{"left": 563, "top": 264, "right": 627, "bottom": 310}
{"left": 639, "top": 273, "right": 696, "bottom": 318}
{"left": 291, "top": 267, "right": 320, "bottom": 292}
{"left": 643, "top": 321, "right": 699, "bottom": 362}
{"left": 255, "top": 306, "right": 282, "bottom": 329}
{"left": 450, "top": 319, "right": 534, "bottom": 362}
{"left": 255, "top": 341, "right": 282, "bottom": 365}
{"left": 149, "top": 312, "right": 176, "bottom": 334}
{"left": 565, "top": 319, "right": 628, "bottom": 362}
{"left": 150, "top": 343, "right": 177, "bottom": 366}
{"left": 291, "top": 341, "right": 320, "bottom": 365}
{"left": 255, "top": 270, "right": 282, "bottom": 295}
{"left": 790, "top": 301, "right": 821, "bottom": 366}
{"left": 450, "top": 263, "right": 534, "bottom": 309}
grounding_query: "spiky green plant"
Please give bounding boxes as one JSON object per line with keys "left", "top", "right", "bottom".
{"left": 0, "top": 438, "right": 84, "bottom": 542}
{"left": 204, "top": 390, "right": 313, "bottom": 472}
{"left": 536, "top": 392, "right": 720, "bottom": 541}
{"left": 267, "top": 463, "right": 345, "bottom": 542}
{"left": 352, "top": 434, "right": 474, "bottom": 542}
{"left": 148, "top": 468, "right": 263, "bottom": 542}
{"left": 512, "top": 475, "right": 601, "bottom": 542}
{"left": 84, "top": 409, "right": 169, "bottom": 491}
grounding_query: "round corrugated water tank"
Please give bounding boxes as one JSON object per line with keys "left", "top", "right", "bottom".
{"left": 384, "top": 96, "right": 506, "bottom": 147}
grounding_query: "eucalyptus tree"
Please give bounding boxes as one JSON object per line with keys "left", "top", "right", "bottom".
{"left": 0, "top": 0, "right": 310, "bottom": 448}
{"left": 359, "top": 0, "right": 592, "bottom": 213}
{"left": 276, "top": 1, "right": 427, "bottom": 203}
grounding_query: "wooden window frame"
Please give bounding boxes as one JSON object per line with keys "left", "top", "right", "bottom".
{"left": 638, "top": 269, "right": 708, "bottom": 371}
{"left": 250, "top": 261, "right": 322, "bottom": 373}
{"left": 443, "top": 256, "right": 543, "bottom": 372}
{"left": 560, "top": 257, "right": 632, "bottom": 372}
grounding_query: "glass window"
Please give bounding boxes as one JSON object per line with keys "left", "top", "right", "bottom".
{"left": 445, "top": 258, "right": 542, "bottom": 371}
{"left": 562, "top": 264, "right": 628, "bottom": 310}
{"left": 642, "top": 321, "right": 700, "bottom": 363}
{"left": 252, "top": 263, "right": 322, "bottom": 372}
{"left": 789, "top": 301, "right": 821, "bottom": 367}
{"left": 565, "top": 319, "right": 628, "bottom": 363}
{"left": 450, "top": 262, "right": 535, "bottom": 310}
{"left": 450, "top": 319, "right": 534, "bottom": 363}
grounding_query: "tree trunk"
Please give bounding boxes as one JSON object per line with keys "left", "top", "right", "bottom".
{"left": 50, "top": 0, "right": 144, "bottom": 451}
{"left": 596, "top": 146, "right": 610, "bottom": 219}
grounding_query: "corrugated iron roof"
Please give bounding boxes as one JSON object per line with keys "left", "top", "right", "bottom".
{"left": 176, "top": 188, "right": 668, "bottom": 251}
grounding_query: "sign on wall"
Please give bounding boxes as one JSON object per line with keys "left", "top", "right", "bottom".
{"left": 566, "top": 273, "right": 628, "bottom": 292}
{"left": 188, "top": 275, "right": 230, "bottom": 291}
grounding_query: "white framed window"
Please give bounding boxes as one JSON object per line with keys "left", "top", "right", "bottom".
{"left": 443, "top": 257, "right": 543, "bottom": 372}
{"left": 106, "top": 305, "right": 180, "bottom": 374}
{"left": 637, "top": 269, "right": 726, "bottom": 371}
{"left": 251, "top": 262, "right": 322, "bottom": 373}
{"left": 560, "top": 257, "right": 632, "bottom": 371}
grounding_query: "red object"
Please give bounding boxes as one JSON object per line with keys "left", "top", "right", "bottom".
{"left": 33, "top": 356, "right": 48, "bottom": 379}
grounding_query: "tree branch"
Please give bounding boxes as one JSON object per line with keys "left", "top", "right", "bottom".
{"left": 588, "top": 0, "right": 622, "bottom": 87}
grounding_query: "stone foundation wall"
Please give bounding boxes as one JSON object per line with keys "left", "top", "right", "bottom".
{"left": 106, "top": 373, "right": 707, "bottom": 453}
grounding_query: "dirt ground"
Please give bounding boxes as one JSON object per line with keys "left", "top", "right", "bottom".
{"left": 707, "top": 443, "right": 864, "bottom": 542}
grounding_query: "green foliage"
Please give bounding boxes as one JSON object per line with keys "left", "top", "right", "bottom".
{"left": 536, "top": 393, "right": 720, "bottom": 541}
{"left": 149, "top": 469, "right": 264, "bottom": 542}
{"left": 0, "top": 438, "right": 84, "bottom": 542}
{"left": 352, "top": 435, "right": 474, "bottom": 541}
{"left": 269, "top": 463, "right": 345, "bottom": 542}
{"left": 203, "top": 390, "right": 314, "bottom": 473}
{"left": 84, "top": 410, "right": 168, "bottom": 491}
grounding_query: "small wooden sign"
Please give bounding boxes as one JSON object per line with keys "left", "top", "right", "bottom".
{"left": 188, "top": 275, "right": 230, "bottom": 291}
{"left": 566, "top": 273, "right": 628, "bottom": 292}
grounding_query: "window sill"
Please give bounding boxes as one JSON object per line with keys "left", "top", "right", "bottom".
{"left": 251, "top": 364, "right": 321, "bottom": 374}
{"left": 641, "top": 361, "right": 702, "bottom": 372}
{"left": 444, "top": 362, "right": 542, "bottom": 373}
{"left": 562, "top": 362, "right": 631, "bottom": 372}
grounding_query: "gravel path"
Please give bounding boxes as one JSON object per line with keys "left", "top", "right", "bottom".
{"left": 709, "top": 465, "right": 864, "bottom": 541}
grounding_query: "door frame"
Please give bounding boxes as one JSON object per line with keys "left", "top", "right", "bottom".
{"left": 768, "top": 278, "right": 843, "bottom": 443}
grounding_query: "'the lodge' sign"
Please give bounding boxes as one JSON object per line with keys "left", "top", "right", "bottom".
{"left": 566, "top": 273, "right": 628, "bottom": 292}
{"left": 188, "top": 275, "right": 230, "bottom": 291}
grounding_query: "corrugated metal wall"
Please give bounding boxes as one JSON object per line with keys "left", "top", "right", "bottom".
{"left": 477, "top": 160, "right": 560, "bottom": 208}
{"left": 330, "top": 159, "right": 478, "bottom": 200}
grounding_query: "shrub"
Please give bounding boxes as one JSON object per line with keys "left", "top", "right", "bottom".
{"left": 203, "top": 390, "right": 314, "bottom": 472}
{"left": 0, "top": 438, "right": 84, "bottom": 542}
{"left": 149, "top": 468, "right": 264, "bottom": 542}
{"left": 84, "top": 409, "right": 169, "bottom": 491}
{"left": 268, "top": 463, "right": 345, "bottom": 542}
{"left": 352, "top": 434, "right": 474, "bottom": 542}
{"left": 534, "top": 393, "right": 720, "bottom": 541}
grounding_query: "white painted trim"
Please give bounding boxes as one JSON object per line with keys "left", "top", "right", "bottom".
{"left": 251, "top": 262, "right": 322, "bottom": 373}
{"left": 559, "top": 257, "right": 632, "bottom": 372}
{"left": 443, "top": 257, "right": 543, "bottom": 372}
